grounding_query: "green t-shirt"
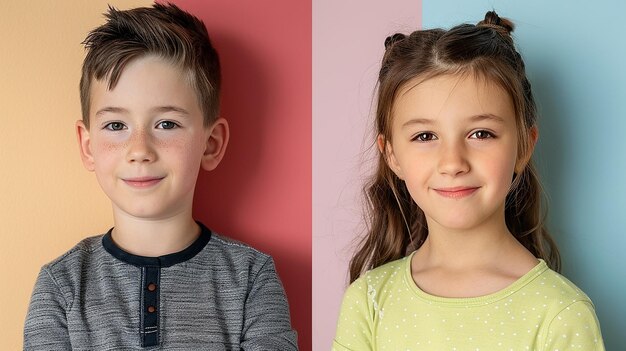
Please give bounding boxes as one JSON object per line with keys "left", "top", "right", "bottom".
{"left": 333, "top": 253, "right": 604, "bottom": 351}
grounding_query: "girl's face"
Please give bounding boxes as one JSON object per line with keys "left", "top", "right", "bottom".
{"left": 383, "top": 74, "right": 529, "bottom": 232}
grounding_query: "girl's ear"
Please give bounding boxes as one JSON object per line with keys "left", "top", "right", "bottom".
{"left": 377, "top": 134, "right": 404, "bottom": 179}
{"left": 201, "top": 117, "right": 229, "bottom": 171}
{"left": 76, "top": 120, "right": 95, "bottom": 171}
{"left": 515, "top": 126, "right": 539, "bottom": 173}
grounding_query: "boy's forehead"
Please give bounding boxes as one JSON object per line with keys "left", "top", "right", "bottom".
{"left": 89, "top": 56, "right": 202, "bottom": 117}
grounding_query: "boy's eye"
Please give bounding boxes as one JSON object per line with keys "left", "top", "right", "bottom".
{"left": 470, "top": 130, "right": 495, "bottom": 139}
{"left": 157, "top": 121, "right": 178, "bottom": 129}
{"left": 104, "top": 122, "right": 126, "bottom": 131}
{"left": 412, "top": 132, "right": 437, "bottom": 142}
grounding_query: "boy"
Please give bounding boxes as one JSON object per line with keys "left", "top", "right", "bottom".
{"left": 24, "top": 3, "right": 297, "bottom": 350}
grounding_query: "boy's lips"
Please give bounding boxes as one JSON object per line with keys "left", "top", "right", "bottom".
{"left": 122, "top": 176, "right": 165, "bottom": 188}
{"left": 433, "top": 186, "right": 480, "bottom": 199}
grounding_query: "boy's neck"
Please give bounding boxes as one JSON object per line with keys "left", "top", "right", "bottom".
{"left": 110, "top": 209, "right": 201, "bottom": 257}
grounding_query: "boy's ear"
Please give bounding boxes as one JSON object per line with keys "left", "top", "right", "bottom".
{"left": 377, "top": 134, "right": 404, "bottom": 179}
{"left": 201, "top": 117, "right": 229, "bottom": 171}
{"left": 515, "top": 125, "right": 539, "bottom": 173}
{"left": 76, "top": 120, "right": 95, "bottom": 172}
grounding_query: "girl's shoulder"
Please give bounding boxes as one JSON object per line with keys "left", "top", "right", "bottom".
{"left": 524, "top": 264, "right": 594, "bottom": 306}
{"left": 359, "top": 255, "right": 409, "bottom": 283}
{"left": 346, "top": 255, "right": 411, "bottom": 298}
{"left": 338, "top": 256, "right": 411, "bottom": 326}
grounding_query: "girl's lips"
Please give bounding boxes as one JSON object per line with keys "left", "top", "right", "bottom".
{"left": 434, "top": 187, "right": 480, "bottom": 199}
{"left": 123, "top": 177, "right": 164, "bottom": 188}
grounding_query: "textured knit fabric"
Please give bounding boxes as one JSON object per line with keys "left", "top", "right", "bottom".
{"left": 333, "top": 253, "right": 604, "bottom": 351}
{"left": 24, "top": 224, "right": 297, "bottom": 350}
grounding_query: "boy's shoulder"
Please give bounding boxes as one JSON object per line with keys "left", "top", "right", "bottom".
{"left": 204, "top": 231, "right": 274, "bottom": 272}
{"left": 42, "top": 234, "right": 106, "bottom": 272}
{"left": 39, "top": 228, "right": 276, "bottom": 282}
{"left": 208, "top": 232, "right": 270, "bottom": 258}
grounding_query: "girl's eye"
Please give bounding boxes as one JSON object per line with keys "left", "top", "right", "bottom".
{"left": 104, "top": 122, "right": 126, "bottom": 131}
{"left": 412, "top": 132, "right": 437, "bottom": 142}
{"left": 157, "top": 121, "right": 178, "bottom": 130}
{"left": 470, "top": 130, "right": 495, "bottom": 139}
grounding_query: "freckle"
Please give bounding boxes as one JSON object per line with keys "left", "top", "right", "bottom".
{"left": 154, "top": 138, "right": 168, "bottom": 147}
{"left": 102, "top": 141, "right": 121, "bottom": 151}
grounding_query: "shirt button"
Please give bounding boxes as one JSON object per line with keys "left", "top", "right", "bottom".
{"left": 147, "top": 305, "right": 156, "bottom": 313}
{"left": 147, "top": 283, "right": 157, "bottom": 292}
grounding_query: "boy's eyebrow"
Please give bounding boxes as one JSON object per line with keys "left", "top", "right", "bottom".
{"left": 94, "top": 106, "right": 191, "bottom": 119}
{"left": 401, "top": 113, "right": 505, "bottom": 127}
{"left": 95, "top": 106, "right": 128, "bottom": 118}
{"left": 150, "top": 106, "right": 190, "bottom": 116}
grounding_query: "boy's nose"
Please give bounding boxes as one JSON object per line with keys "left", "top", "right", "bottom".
{"left": 126, "top": 130, "right": 156, "bottom": 163}
{"left": 437, "top": 142, "right": 470, "bottom": 176}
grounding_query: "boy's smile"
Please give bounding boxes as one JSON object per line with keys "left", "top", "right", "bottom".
{"left": 122, "top": 176, "right": 166, "bottom": 188}
{"left": 384, "top": 74, "right": 527, "bottom": 232}
{"left": 76, "top": 55, "right": 225, "bottom": 220}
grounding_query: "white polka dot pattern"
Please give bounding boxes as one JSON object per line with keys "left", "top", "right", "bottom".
{"left": 332, "top": 254, "right": 604, "bottom": 351}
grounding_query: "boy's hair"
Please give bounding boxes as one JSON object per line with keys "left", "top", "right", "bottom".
{"left": 79, "top": 3, "right": 220, "bottom": 128}
{"left": 350, "top": 11, "right": 561, "bottom": 282}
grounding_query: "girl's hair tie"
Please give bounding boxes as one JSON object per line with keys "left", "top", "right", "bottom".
{"left": 384, "top": 33, "right": 406, "bottom": 49}
{"left": 477, "top": 10, "right": 514, "bottom": 36}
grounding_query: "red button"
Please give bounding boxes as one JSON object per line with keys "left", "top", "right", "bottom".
{"left": 147, "top": 283, "right": 157, "bottom": 292}
{"left": 147, "top": 306, "right": 156, "bottom": 313}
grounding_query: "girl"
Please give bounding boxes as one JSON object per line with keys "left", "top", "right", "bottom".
{"left": 333, "top": 11, "right": 604, "bottom": 351}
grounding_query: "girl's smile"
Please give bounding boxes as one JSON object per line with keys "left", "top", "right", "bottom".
{"left": 433, "top": 186, "right": 480, "bottom": 199}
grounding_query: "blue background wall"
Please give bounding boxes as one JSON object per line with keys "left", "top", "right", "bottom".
{"left": 423, "top": 1, "right": 626, "bottom": 349}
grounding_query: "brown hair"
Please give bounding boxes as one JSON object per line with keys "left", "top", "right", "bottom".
{"left": 349, "top": 11, "right": 560, "bottom": 283}
{"left": 79, "top": 3, "right": 220, "bottom": 128}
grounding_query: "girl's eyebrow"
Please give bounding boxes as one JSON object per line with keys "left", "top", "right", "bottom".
{"left": 402, "top": 117, "right": 434, "bottom": 127}
{"left": 402, "top": 113, "right": 506, "bottom": 128}
{"left": 469, "top": 113, "right": 505, "bottom": 123}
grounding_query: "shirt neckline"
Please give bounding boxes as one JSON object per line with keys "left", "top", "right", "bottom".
{"left": 403, "top": 251, "right": 549, "bottom": 307}
{"left": 101, "top": 221, "right": 212, "bottom": 268}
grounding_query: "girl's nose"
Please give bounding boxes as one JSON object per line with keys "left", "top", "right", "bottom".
{"left": 126, "top": 129, "right": 157, "bottom": 163}
{"left": 437, "top": 142, "right": 470, "bottom": 176}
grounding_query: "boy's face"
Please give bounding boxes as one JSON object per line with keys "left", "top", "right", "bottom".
{"left": 76, "top": 55, "right": 227, "bottom": 220}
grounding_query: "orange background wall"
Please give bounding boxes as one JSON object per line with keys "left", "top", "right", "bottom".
{"left": 0, "top": 1, "right": 311, "bottom": 349}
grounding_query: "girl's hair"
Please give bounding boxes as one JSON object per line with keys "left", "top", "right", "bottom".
{"left": 349, "top": 11, "right": 560, "bottom": 283}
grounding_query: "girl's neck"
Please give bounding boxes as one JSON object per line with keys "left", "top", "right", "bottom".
{"left": 110, "top": 208, "right": 200, "bottom": 257}
{"left": 414, "top": 209, "right": 536, "bottom": 272}
{"left": 410, "top": 209, "right": 539, "bottom": 298}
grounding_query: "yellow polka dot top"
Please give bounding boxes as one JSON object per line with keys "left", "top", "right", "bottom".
{"left": 333, "top": 253, "right": 604, "bottom": 351}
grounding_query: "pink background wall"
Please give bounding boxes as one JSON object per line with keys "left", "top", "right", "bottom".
{"left": 312, "top": 1, "right": 421, "bottom": 348}
{"left": 170, "top": 1, "right": 312, "bottom": 349}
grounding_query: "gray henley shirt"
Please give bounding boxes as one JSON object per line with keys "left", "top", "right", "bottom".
{"left": 24, "top": 223, "right": 298, "bottom": 350}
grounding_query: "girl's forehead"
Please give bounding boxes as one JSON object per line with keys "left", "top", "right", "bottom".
{"left": 397, "top": 73, "right": 508, "bottom": 100}
{"left": 392, "top": 74, "right": 516, "bottom": 126}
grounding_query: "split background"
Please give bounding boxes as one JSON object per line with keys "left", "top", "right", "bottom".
{"left": 1, "top": 1, "right": 624, "bottom": 350}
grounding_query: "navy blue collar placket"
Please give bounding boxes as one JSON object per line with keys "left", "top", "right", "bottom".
{"left": 102, "top": 222, "right": 212, "bottom": 348}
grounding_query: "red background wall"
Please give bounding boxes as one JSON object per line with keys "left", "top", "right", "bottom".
{"left": 170, "top": 1, "right": 312, "bottom": 349}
